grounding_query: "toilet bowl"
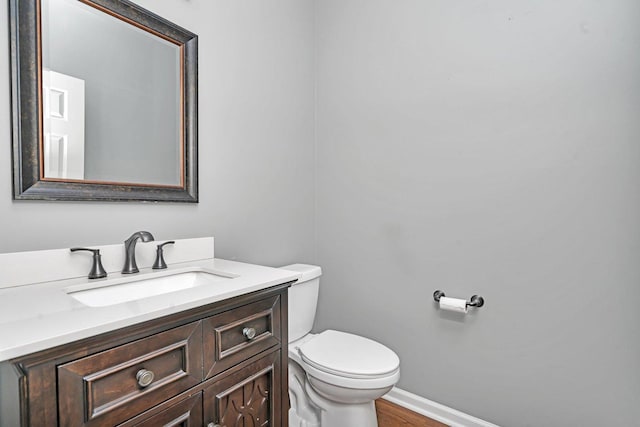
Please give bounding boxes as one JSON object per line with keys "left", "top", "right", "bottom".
{"left": 281, "top": 264, "right": 400, "bottom": 427}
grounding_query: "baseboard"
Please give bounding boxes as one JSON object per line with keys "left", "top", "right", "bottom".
{"left": 382, "top": 387, "right": 500, "bottom": 427}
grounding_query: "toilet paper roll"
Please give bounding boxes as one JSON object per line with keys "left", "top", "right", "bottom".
{"left": 439, "top": 296, "right": 468, "bottom": 313}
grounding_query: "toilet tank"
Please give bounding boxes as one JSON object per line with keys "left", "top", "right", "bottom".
{"left": 280, "top": 264, "right": 322, "bottom": 342}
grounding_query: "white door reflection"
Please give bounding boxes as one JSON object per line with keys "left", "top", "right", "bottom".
{"left": 43, "top": 70, "right": 85, "bottom": 180}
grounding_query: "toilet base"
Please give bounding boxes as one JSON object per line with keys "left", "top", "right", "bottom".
{"left": 289, "top": 361, "right": 381, "bottom": 427}
{"left": 289, "top": 391, "right": 379, "bottom": 427}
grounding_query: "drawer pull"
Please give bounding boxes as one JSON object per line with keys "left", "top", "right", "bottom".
{"left": 242, "top": 327, "right": 257, "bottom": 340}
{"left": 136, "top": 369, "right": 155, "bottom": 388}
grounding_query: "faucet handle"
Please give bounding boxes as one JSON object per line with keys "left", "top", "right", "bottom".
{"left": 152, "top": 241, "right": 175, "bottom": 270}
{"left": 70, "top": 248, "right": 108, "bottom": 279}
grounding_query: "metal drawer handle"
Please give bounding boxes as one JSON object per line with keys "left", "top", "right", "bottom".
{"left": 242, "top": 327, "right": 257, "bottom": 340}
{"left": 136, "top": 369, "right": 155, "bottom": 388}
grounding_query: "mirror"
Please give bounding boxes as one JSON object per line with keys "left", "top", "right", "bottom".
{"left": 9, "top": 0, "right": 198, "bottom": 202}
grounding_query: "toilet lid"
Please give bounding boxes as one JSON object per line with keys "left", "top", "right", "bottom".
{"left": 298, "top": 330, "right": 399, "bottom": 379}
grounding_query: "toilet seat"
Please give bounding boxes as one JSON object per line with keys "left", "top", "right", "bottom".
{"left": 293, "top": 330, "right": 400, "bottom": 389}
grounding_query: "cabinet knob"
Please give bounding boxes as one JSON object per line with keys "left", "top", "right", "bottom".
{"left": 242, "top": 327, "right": 257, "bottom": 340}
{"left": 136, "top": 369, "right": 155, "bottom": 388}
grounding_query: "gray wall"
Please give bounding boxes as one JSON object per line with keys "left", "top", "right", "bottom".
{"left": 314, "top": 1, "right": 640, "bottom": 426}
{"left": 2, "top": 1, "right": 639, "bottom": 425}
{"left": 0, "top": 0, "right": 316, "bottom": 266}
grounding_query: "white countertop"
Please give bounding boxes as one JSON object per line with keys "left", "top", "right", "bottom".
{"left": 0, "top": 258, "right": 300, "bottom": 362}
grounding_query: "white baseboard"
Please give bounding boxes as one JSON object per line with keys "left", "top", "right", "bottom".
{"left": 382, "top": 387, "right": 500, "bottom": 427}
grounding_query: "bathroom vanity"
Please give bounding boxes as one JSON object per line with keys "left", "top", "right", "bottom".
{"left": 0, "top": 238, "right": 298, "bottom": 427}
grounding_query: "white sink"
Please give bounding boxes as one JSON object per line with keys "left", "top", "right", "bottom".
{"left": 66, "top": 269, "right": 237, "bottom": 307}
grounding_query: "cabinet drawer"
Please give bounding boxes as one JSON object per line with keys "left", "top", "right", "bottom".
{"left": 203, "top": 295, "right": 281, "bottom": 378}
{"left": 123, "top": 393, "right": 202, "bottom": 427}
{"left": 58, "top": 321, "right": 203, "bottom": 427}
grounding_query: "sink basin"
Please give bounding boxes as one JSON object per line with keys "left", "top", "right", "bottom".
{"left": 66, "top": 269, "right": 236, "bottom": 307}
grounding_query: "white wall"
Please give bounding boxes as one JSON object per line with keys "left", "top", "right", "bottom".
{"left": 0, "top": 0, "right": 316, "bottom": 266}
{"left": 314, "top": 1, "right": 640, "bottom": 426}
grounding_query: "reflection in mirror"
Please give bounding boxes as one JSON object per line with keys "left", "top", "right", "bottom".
{"left": 41, "top": 0, "right": 181, "bottom": 186}
{"left": 42, "top": 69, "right": 85, "bottom": 180}
{"left": 9, "top": 0, "right": 198, "bottom": 202}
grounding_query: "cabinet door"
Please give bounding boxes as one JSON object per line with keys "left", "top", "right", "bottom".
{"left": 203, "top": 351, "right": 282, "bottom": 427}
{"left": 125, "top": 393, "right": 203, "bottom": 427}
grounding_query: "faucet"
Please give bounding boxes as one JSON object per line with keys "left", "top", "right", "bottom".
{"left": 122, "top": 231, "right": 155, "bottom": 274}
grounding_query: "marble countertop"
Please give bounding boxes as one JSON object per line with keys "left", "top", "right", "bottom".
{"left": 0, "top": 258, "right": 300, "bottom": 362}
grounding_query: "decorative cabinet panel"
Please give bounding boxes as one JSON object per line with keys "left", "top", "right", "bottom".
{"left": 2, "top": 284, "right": 290, "bottom": 427}
{"left": 203, "top": 351, "right": 281, "bottom": 427}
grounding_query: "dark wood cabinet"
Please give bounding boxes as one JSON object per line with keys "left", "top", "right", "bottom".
{"left": 58, "top": 322, "right": 203, "bottom": 427}
{"left": 203, "top": 351, "right": 282, "bottom": 427}
{"left": 203, "top": 294, "right": 281, "bottom": 379}
{"left": 127, "top": 393, "right": 203, "bottom": 427}
{"left": 2, "top": 283, "right": 291, "bottom": 427}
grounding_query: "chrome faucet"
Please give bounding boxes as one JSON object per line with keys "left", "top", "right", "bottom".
{"left": 122, "top": 231, "right": 155, "bottom": 274}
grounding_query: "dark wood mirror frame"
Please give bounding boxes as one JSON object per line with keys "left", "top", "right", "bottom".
{"left": 9, "top": 0, "right": 198, "bottom": 202}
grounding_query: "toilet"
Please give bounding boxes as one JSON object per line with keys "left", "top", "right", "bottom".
{"left": 281, "top": 264, "right": 400, "bottom": 427}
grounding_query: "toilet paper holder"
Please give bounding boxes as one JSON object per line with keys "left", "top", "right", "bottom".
{"left": 433, "top": 290, "right": 485, "bottom": 308}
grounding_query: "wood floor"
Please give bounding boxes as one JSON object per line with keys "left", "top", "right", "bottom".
{"left": 376, "top": 399, "right": 449, "bottom": 427}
